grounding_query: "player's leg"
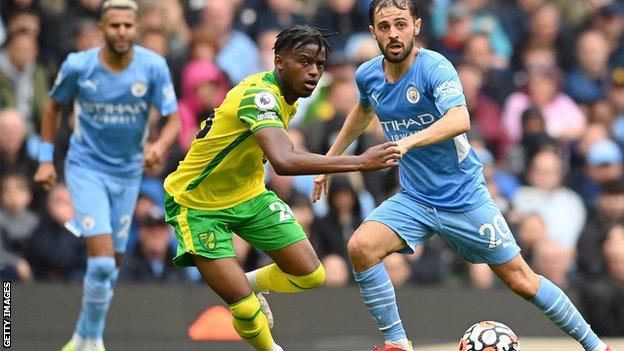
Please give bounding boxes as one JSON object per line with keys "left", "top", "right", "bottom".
{"left": 247, "top": 239, "right": 325, "bottom": 293}
{"left": 163, "top": 193, "right": 280, "bottom": 351}
{"left": 437, "top": 199, "right": 608, "bottom": 351}
{"left": 347, "top": 192, "right": 435, "bottom": 351}
{"left": 491, "top": 254, "right": 608, "bottom": 351}
{"left": 193, "top": 256, "right": 281, "bottom": 351}
{"left": 62, "top": 162, "right": 116, "bottom": 351}
{"left": 240, "top": 192, "right": 325, "bottom": 294}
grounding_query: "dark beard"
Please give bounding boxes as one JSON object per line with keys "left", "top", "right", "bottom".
{"left": 380, "top": 39, "right": 415, "bottom": 63}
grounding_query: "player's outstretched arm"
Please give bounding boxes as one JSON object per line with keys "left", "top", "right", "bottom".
{"left": 327, "top": 103, "right": 376, "bottom": 157}
{"left": 34, "top": 99, "right": 64, "bottom": 190}
{"left": 254, "top": 126, "right": 401, "bottom": 176}
{"left": 311, "top": 103, "right": 375, "bottom": 201}
{"left": 395, "top": 105, "right": 470, "bottom": 154}
{"left": 143, "top": 111, "right": 181, "bottom": 171}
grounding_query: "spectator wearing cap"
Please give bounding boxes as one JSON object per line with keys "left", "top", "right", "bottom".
{"left": 565, "top": 30, "right": 611, "bottom": 104}
{"left": 585, "top": 139, "right": 624, "bottom": 192}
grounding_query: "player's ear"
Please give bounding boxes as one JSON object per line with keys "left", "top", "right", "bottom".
{"left": 414, "top": 18, "right": 422, "bottom": 36}
{"left": 274, "top": 53, "right": 284, "bottom": 70}
{"left": 368, "top": 25, "right": 377, "bottom": 40}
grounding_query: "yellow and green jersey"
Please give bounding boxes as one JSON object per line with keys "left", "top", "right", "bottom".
{"left": 164, "top": 71, "right": 298, "bottom": 210}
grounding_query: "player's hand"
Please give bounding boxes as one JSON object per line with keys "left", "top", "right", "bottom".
{"left": 34, "top": 163, "right": 57, "bottom": 191}
{"left": 395, "top": 139, "right": 409, "bottom": 155}
{"left": 312, "top": 174, "right": 329, "bottom": 203}
{"left": 143, "top": 142, "right": 165, "bottom": 173}
{"left": 358, "top": 142, "right": 402, "bottom": 171}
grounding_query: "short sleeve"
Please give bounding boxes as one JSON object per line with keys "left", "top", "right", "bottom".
{"left": 355, "top": 64, "right": 371, "bottom": 109}
{"left": 151, "top": 58, "right": 178, "bottom": 117}
{"left": 237, "top": 90, "right": 284, "bottom": 133}
{"left": 429, "top": 60, "right": 466, "bottom": 115}
{"left": 48, "top": 54, "right": 79, "bottom": 104}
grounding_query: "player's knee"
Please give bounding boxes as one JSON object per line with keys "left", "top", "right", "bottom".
{"left": 347, "top": 235, "right": 375, "bottom": 262}
{"left": 86, "top": 256, "right": 117, "bottom": 281}
{"left": 286, "top": 263, "right": 325, "bottom": 290}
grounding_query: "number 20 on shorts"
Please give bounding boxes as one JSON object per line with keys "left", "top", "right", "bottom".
{"left": 478, "top": 214, "right": 511, "bottom": 249}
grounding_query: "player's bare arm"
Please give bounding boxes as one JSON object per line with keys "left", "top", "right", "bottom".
{"left": 143, "top": 111, "right": 181, "bottom": 171}
{"left": 33, "top": 98, "right": 64, "bottom": 190}
{"left": 254, "top": 126, "right": 401, "bottom": 176}
{"left": 395, "top": 105, "right": 470, "bottom": 154}
{"left": 312, "top": 103, "right": 375, "bottom": 201}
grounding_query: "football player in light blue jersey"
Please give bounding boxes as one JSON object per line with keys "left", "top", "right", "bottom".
{"left": 313, "top": 1, "right": 613, "bottom": 351}
{"left": 33, "top": 1, "right": 180, "bottom": 350}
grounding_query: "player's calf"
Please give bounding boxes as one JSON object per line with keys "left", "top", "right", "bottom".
{"left": 246, "top": 263, "right": 325, "bottom": 293}
{"left": 65, "top": 256, "right": 117, "bottom": 351}
{"left": 229, "top": 293, "right": 281, "bottom": 351}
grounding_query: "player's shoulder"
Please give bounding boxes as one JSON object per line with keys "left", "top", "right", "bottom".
{"left": 417, "top": 47, "right": 455, "bottom": 71}
{"left": 134, "top": 45, "right": 168, "bottom": 66}
{"left": 237, "top": 71, "right": 281, "bottom": 96}
{"left": 64, "top": 47, "right": 99, "bottom": 69}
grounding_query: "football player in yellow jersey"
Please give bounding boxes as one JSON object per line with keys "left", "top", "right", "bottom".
{"left": 163, "top": 25, "right": 401, "bottom": 351}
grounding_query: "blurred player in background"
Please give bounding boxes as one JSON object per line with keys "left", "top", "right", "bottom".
{"left": 33, "top": 1, "right": 181, "bottom": 350}
{"left": 163, "top": 25, "right": 401, "bottom": 351}
{"left": 313, "top": 1, "right": 614, "bottom": 351}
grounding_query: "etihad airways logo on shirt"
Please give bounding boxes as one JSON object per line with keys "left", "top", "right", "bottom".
{"left": 380, "top": 114, "right": 435, "bottom": 132}
{"left": 79, "top": 101, "right": 149, "bottom": 124}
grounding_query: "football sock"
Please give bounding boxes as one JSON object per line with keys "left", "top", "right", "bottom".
{"left": 530, "top": 276, "right": 603, "bottom": 351}
{"left": 353, "top": 262, "right": 407, "bottom": 344}
{"left": 76, "top": 257, "right": 117, "bottom": 341}
{"left": 246, "top": 263, "right": 325, "bottom": 293}
{"left": 229, "top": 293, "right": 277, "bottom": 351}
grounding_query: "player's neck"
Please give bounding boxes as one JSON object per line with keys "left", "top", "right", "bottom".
{"left": 384, "top": 46, "right": 418, "bottom": 84}
{"left": 274, "top": 70, "right": 297, "bottom": 105}
{"left": 99, "top": 46, "right": 134, "bottom": 73}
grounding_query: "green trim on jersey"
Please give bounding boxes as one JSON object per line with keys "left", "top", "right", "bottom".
{"left": 185, "top": 130, "right": 253, "bottom": 191}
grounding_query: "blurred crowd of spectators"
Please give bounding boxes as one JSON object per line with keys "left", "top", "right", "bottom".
{"left": 1, "top": 0, "right": 623, "bottom": 334}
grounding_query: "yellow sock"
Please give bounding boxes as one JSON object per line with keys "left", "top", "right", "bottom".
{"left": 229, "top": 293, "right": 275, "bottom": 351}
{"left": 255, "top": 263, "right": 325, "bottom": 293}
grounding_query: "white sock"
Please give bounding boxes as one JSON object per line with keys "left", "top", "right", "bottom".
{"left": 591, "top": 342, "right": 608, "bottom": 351}
{"left": 245, "top": 270, "right": 259, "bottom": 292}
{"left": 386, "top": 338, "right": 412, "bottom": 350}
{"left": 71, "top": 333, "right": 86, "bottom": 351}
{"left": 84, "top": 338, "right": 104, "bottom": 351}
{"left": 271, "top": 343, "right": 284, "bottom": 351}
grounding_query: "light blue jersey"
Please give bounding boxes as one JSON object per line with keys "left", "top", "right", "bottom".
{"left": 355, "top": 48, "right": 489, "bottom": 211}
{"left": 50, "top": 46, "right": 178, "bottom": 178}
